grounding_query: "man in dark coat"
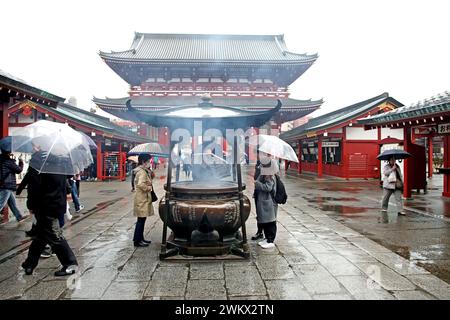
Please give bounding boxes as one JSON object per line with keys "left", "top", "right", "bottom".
{"left": 0, "top": 148, "right": 25, "bottom": 222}
{"left": 21, "top": 151, "right": 78, "bottom": 276}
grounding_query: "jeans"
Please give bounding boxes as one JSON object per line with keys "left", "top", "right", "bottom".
{"left": 70, "top": 181, "right": 81, "bottom": 211}
{"left": 22, "top": 215, "right": 77, "bottom": 270}
{"left": 133, "top": 217, "right": 147, "bottom": 243}
{"left": 0, "top": 189, "right": 23, "bottom": 220}
{"left": 381, "top": 188, "right": 403, "bottom": 212}
{"left": 260, "top": 221, "right": 277, "bottom": 243}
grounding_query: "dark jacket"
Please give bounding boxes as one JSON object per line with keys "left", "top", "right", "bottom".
{"left": 0, "top": 154, "right": 23, "bottom": 191}
{"left": 24, "top": 165, "right": 67, "bottom": 217}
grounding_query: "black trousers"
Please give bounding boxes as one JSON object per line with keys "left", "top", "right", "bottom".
{"left": 131, "top": 170, "right": 136, "bottom": 190}
{"left": 23, "top": 215, "right": 77, "bottom": 270}
{"left": 260, "top": 221, "right": 277, "bottom": 243}
{"left": 133, "top": 217, "right": 147, "bottom": 242}
{"left": 254, "top": 196, "right": 263, "bottom": 234}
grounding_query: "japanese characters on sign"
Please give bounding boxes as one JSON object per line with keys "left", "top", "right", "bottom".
{"left": 437, "top": 123, "right": 450, "bottom": 135}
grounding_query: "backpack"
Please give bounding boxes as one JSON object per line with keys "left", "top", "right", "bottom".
{"left": 273, "top": 174, "right": 287, "bottom": 204}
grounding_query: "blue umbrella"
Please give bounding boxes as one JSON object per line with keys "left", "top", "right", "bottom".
{"left": 377, "top": 149, "right": 412, "bottom": 161}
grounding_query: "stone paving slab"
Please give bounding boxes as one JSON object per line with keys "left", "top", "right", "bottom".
{"left": 266, "top": 279, "right": 312, "bottom": 299}
{"left": 406, "top": 275, "right": 450, "bottom": 300}
{"left": 102, "top": 281, "right": 148, "bottom": 300}
{"left": 189, "top": 262, "right": 224, "bottom": 280}
{"left": 185, "top": 280, "right": 227, "bottom": 300}
{"left": 353, "top": 262, "right": 416, "bottom": 291}
{"left": 224, "top": 265, "right": 267, "bottom": 297}
{"left": 1, "top": 171, "right": 449, "bottom": 300}
{"left": 65, "top": 267, "right": 118, "bottom": 299}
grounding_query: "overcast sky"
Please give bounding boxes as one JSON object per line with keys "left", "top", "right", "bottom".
{"left": 1, "top": 0, "right": 449, "bottom": 119}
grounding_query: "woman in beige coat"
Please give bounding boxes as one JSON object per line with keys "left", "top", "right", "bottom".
{"left": 133, "top": 154, "right": 155, "bottom": 247}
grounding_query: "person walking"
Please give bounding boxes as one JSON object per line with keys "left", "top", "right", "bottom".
{"left": 0, "top": 148, "right": 26, "bottom": 222}
{"left": 132, "top": 154, "right": 155, "bottom": 247}
{"left": 21, "top": 150, "right": 78, "bottom": 276}
{"left": 382, "top": 156, "right": 405, "bottom": 216}
{"left": 68, "top": 176, "right": 84, "bottom": 213}
{"left": 254, "top": 169, "right": 278, "bottom": 249}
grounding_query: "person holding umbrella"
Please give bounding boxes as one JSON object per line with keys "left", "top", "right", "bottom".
{"left": 10, "top": 120, "right": 94, "bottom": 276}
{"left": 381, "top": 156, "right": 406, "bottom": 216}
{"left": 132, "top": 154, "right": 155, "bottom": 247}
{"left": 20, "top": 139, "right": 79, "bottom": 276}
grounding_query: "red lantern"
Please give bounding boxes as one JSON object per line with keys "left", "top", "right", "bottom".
{"left": 22, "top": 105, "right": 32, "bottom": 116}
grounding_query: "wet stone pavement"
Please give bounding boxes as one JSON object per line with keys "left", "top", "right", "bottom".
{"left": 0, "top": 168, "right": 449, "bottom": 300}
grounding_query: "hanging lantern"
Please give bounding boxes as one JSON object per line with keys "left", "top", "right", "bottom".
{"left": 22, "top": 103, "right": 34, "bottom": 116}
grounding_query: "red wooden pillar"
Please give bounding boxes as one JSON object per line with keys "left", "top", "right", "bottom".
{"left": 428, "top": 135, "right": 433, "bottom": 178}
{"left": 443, "top": 135, "right": 450, "bottom": 197}
{"left": 297, "top": 140, "right": 302, "bottom": 174}
{"left": 1, "top": 103, "right": 8, "bottom": 138}
{"left": 96, "top": 140, "right": 103, "bottom": 181}
{"left": 317, "top": 136, "right": 323, "bottom": 178}
{"left": 342, "top": 127, "right": 348, "bottom": 179}
{"left": 1, "top": 102, "right": 9, "bottom": 222}
{"left": 403, "top": 127, "right": 412, "bottom": 199}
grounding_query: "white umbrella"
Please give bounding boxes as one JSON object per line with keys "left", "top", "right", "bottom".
{"left": 128, "top": 142, "right": 168, "bottom": 157}
{"left": 11, "top": 120, "right": 93, "bottom": 175}
{"left": 250, "top": 134, "right": 299, "bottom": 163}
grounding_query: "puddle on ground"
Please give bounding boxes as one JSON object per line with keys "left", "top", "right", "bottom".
{"left": 319, "top": 187, "right": 362, "bottom": 193}
{"left": 318, "top": 204, "right": 369, "bottom": 214}
{"left": 305, "top": 196, "right": 358, "bottom": 203}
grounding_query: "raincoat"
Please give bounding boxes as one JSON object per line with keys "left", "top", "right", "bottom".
{"left": 133, "top": 166, "right": 155, "bottom": 218}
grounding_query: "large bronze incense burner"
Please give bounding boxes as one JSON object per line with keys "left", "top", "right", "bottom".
{"left": 159, "top": 181, "right": 251, "bottom": 255}
{"left": 124, "top": 96, "right": 281, "bottom": 259}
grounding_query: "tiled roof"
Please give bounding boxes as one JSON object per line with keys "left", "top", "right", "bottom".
{"left": 358, "top": 91, "right": 450, "bottom": 125}
{"left": 99, "top": 33, "right": 317, "bottom": 63}
{"left": 0, "top": 68, "right": 65, "bottom": 103}
{"left": 93, "top": 96, "right": 322, "bottom": 110}
{"left": 280, "top": 93, "right": 404, "bottom": 140}
{"left": 10, "top": 101, "right": 148, "bottom": 143}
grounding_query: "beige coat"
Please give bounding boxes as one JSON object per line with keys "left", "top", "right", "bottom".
{"left": 133, "top": 166, "right": 155, "bottom": 218}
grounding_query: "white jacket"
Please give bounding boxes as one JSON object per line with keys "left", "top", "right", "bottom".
{"left": 382, "top": 163, "right": 403, "bottom": 190}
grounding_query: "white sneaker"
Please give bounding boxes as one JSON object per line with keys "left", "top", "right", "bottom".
{"left": 258, "top": 239, "right": 267, "bottom": 247}
{"left": 75, "top": 205, "right": 85, "bottom": 213}
{"left": 261, "top": 242, "right": 275, "bottom": 249}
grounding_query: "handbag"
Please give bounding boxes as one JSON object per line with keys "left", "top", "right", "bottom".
{"left": 151, "top": 189, "right": 158, "bottom": 202}
{"left": 387, "top": 171, "right": 397, "bottom": 183}
{"left": 395, "top": 180, "right": 403, "bottom": 189}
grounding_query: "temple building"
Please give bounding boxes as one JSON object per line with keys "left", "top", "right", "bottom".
{"left": 359, "top": 91, "right": 450, "bottom": 198}
{"left": 280, "top": 93, "right": 404, "bottom": 179}
{"left": 0, "top": 69, "right": 147, "bottom": 196}
{"left": 94, "top": 33, "right": 323, "bottom": 142}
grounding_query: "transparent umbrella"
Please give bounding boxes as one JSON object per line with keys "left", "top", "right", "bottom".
{"left": 10, "top": 120, "right": 93, "bottom": 175}
{"left": 249, "top": 134, "right": 299, "bottom": 163}
{"left": 128, "top": 142, "right": 169, "bottom": 157}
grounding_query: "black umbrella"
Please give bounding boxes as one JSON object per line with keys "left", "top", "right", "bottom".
{"left": 377, "top": 149, "right": 412, "bottom": 161}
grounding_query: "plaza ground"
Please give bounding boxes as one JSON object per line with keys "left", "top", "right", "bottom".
{"left": 0, "top": 167, "right": 449, "bottom": 300}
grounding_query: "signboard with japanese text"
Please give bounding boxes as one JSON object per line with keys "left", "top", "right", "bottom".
{"left": 437, "top": 123, "right": 450, "bottom": 135}
{"left": 322, "top": 141, "right": 340, "bottom": 148}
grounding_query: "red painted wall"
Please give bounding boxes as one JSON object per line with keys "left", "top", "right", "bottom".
{"left": 345, "top": 141, "right": 380, "bottom": 178}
